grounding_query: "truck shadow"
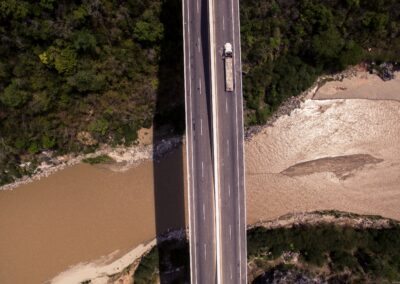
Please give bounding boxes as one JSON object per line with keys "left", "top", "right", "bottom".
{"left": 153, "top": 0, "right": 189, "bottom": 282}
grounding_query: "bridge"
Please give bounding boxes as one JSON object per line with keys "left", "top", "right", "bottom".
{"left": 183, "top": 0, "right": 246, "bottom": 282}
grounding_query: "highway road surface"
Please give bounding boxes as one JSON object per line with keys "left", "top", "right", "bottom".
{"left": 183, "top": 0, "right": 218, "bottom": 283}
{"left": 211, "top": 0, "right": 247, "bottom": 282}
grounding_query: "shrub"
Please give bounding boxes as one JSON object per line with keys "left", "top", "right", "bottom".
{"left": 82, "top": 155, "right": 114, "bottom": 165}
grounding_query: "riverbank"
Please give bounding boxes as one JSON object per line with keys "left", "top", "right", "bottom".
{"left": 1, "top": 68, "right": 399, "bottom": 284}
{"left": 110, "top": 211, "right": 400, "bottom": 284}
{"left": 2, "top": 67, "right": 397, "bottom": 192}
{"left": 247, "top": 213, "right": 400, "bottom": 283}
{"left": 0, "top": 128, "right": 181, "bottom": 191}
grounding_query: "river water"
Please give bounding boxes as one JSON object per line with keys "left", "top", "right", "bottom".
{"left": 0, "top": 149, "right": 186, "bottom": 284}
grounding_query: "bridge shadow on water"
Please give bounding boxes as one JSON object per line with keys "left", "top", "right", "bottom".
{"left": 153, "top": 0, "right": 190, "bottom": 282}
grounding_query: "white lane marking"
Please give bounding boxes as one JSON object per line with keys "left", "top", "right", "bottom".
{"left": 230, "top": 266, "right": 233, "bottom": 280}
{"left": 225, "top": 96, "right": 228, "bottom": 113}
{"left": 222, "top": 16, "right": 225, "bottom": 31}
{"left": 201, "top": 161, "right": 204, "bottom": 178}
{"left": 227, "top": 139, "right": 230, "bottom": 156}
{"left": 229, "top": 224, "right": 232, "bottom": 240}
{"left": 203, "top": 203, "right": 206, "bottom": 221}
{"left": 196, "top": 0, "right": 199, "bottom": 14}
{"left": 197, "top": 36, "right": 201, "bottom": 52}
{"left": 208, "top": 0, "right": 222, "bottom": 282}
{"left": 235, "top": 0, "right": 248, "bottom": 280}
{"left": 228, "top": 185, "right": 231, "bottom": 197}
{"left": 199, "top": 77, "right": 202, "bottom": 94}
{"left": 204, "top": 244, "right": 207, "bottom": 260}
{"left": 200, "top": 118, "right": 203, "bottom": 135}
{"left": 232, "top": 0, "right": 244, "bottom": 281}
{"left": 183, "top": 0, "right": 197, "bottom": 283}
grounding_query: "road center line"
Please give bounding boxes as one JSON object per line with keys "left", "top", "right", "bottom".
{"left": 198, "top": 37, "right": 201, "bottom": 52}
{"left": 204, "top": 244, "right": 207, "bottom": 260}
{"left": 203, "top": 204, "right": 206, "bottom": 221}
{"left": 227, "top": 139, "right": 230, "bottom": 156}
{"left": 229, "top": 224, "right": 232, "bottom": 240}
{"left": 208, "top": 0, "right": 222, "bottom": 281}
{"left": 200, "top": 118, "right": 203, "bottom": 135}
{"left": 225, "top": 97, "right": 228, "bottom": 113}
{"left": 201, "top": 161, "right": 204, "bottom": 178}
{"left": 228, "top": 185, "right": 231, "bottom": 197}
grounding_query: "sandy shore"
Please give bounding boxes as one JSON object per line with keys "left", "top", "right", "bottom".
{"left": 49, "top": 239, "right": 157, "bottom": 284}
{"left": 0, "top": 69, "right": 399, "bottom": 284}
{"left": 313, "top": 70, "right": 400, "bottom": 101}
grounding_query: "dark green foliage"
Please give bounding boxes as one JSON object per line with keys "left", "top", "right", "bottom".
{"left": 0, "top": 0, "right": 183, "bottom": 185}
{"left": 133, "top": 239, "right": 189, "bottom": 283}
{"left": 241, "top": 0, "right": 400, "bottom": 125}
{"left": 134, "top": 247, "right": 160, "bottom": 284}
{"left": 248, "top": 224, "right": 400, "bottom": 282}
{"left": 82, "top": 154, "right": 114, "bottom": 165}
{"left": 132, "top": 223, "right": 400, "bottom": 284}
{"left": 330, "top": 250, "right": 358, "bottom": 272}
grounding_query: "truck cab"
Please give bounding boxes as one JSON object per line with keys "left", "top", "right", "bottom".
{"left": 224, "top": 43, "right": 233, "bottom": 57}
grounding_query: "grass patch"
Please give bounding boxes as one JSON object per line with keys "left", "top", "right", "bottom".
{"left": 134, "top": 247, "right": 160, "bottom": 284}
{"left": 82, "top": 154, "right": 115, "bottom": 165}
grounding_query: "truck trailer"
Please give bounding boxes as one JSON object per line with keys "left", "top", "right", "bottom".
{"left": 224, "top": 43, "right": 234, "bottom": 92}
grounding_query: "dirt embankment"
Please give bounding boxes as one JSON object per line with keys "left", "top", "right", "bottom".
{"left": 313, "top": 69, "right": 400, "bottom": 101}
{"left": 250, "top": 211, "right": 398, "bottom": 231}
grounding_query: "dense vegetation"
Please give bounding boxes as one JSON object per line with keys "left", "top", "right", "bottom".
{"left": 134, "top": 239, "right": 189, "bottom": 283}
{"left": 133, "top": 222, "right": 400, "bottom": 283}
{"left": 1, "top": 0, "right": 400, "bottom": 185}
{"left": 82, "top": 154, "right": 114, "bottom": 164}
{"left": 0, "top": 0, "right": 182, "bottom": 185}
{"left": 241, "top": 0, "right": 400, "bottom": 124}
{"left": 248, "top": 224, "right": 400, "bottom": 283}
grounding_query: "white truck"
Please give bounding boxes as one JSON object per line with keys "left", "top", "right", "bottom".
{"left": 224, "top": 43, "right": 234, "bottom": 92}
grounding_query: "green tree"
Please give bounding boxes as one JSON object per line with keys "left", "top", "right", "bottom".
{"left": 67, "top": 70, "right": 105, "bottom": 92}
{"left": 89, "top": 118, "right": 109, "bottom": 136}
{"left": 73, "top": 30, "right": 97, "bottom": 52}
{"left": 42, "top": 135, "right": 55, "bottom": 149}
{"left": 0, "top": 0, "right": 29, "bottom": 19}
{"left": 0, "top": 80, "right": 29, "bottom": 108}
{"left": 133, "top": 5, "right": 164, "bottom": 43}
{"left": 312, "top": 27, "right": 345, "bottom": 67}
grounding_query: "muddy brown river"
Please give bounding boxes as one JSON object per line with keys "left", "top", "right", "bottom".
{"left": 0, "top": 149, "right": 187, "bottom": 284}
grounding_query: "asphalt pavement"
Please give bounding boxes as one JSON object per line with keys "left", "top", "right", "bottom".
{"left": 183, "top": 0, "right": 246, "bottom": 282}
{"left": 211, "top": 0, "right": 247, "bottom": 282}
{"left": 183, "top": 0, "right": 218, "bottom": 283}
